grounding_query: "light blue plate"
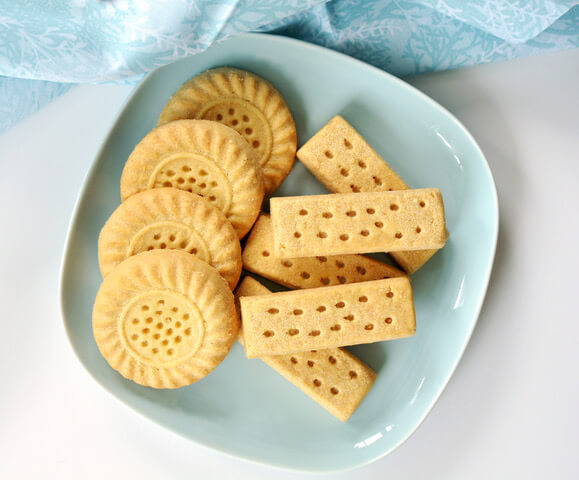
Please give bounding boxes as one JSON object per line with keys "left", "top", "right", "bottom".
{"left": 60, "top": 33, "right": 498, "bottom": 472}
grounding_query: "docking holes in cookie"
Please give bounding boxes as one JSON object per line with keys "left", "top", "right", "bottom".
{"left": 257, "top": 297, "right": 397, "bottom": 340}
{"left": 121, "top": 291, "right": 204, "bottom": 366}
{"left": 150, "top": 156, "right": 232, "bottom": 212}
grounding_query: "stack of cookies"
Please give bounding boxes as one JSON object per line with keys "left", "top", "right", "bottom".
{"left": 93, "top": 68, "right": 296, "bottom": 389}
{"left": 92, "top": 67, "right": 448, "bottom": 422}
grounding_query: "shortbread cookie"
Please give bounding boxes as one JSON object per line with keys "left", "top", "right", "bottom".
{"left": 234, "top": 277, "right": 376, "bottom": 422}
{"left": 296, "top": 116, "right": 440, "bottom": 273}
{"left": 239, "top": 277, "right": 415, "bottom": 358}
{"left": 243, "top": 214, "right": 404, "bottom": 289}
{"left": 270, "top": 189, "right": 446, "bottom": 258}
{"left": 98, "top": 188, "right": 241, "bottom": 290}
{"left": 158, "top": 67, "right": 297, "bottom": 194}
{"left": 297, "top": 115, "right": 408, "bottom": 193}
{"left": 120, "top": 119, "right": 264, "bottom": 238}
{"left": 92, "top": 250, "right": 239, "bottom": 388}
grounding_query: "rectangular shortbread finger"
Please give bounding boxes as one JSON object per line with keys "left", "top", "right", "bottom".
{"left": 239, "top": 277, "right": 415, "bottom": 358}
{"left": 296, "top": 115, "right": 408, "bottom": 193}
{"left": 270, "top": 189, "right": 446, "bottom": 258}
{"left": 243, "top": 214, "right": 405, "bottom": 289}
{"left": 234, "top": 277, "right": 376, "bottom": 422}
{"left": 296, "top": 115, "right": 440, "bottom": 273}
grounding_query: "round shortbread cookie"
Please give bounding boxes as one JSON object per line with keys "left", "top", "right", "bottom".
{"left": 157, "top": 67, "right": 297, "bottom": 194}
{"left": 120, "top": 119, "right": 264, "bottom": 238}
{"left": 92, "top": 250, "right": 239, "bottom": 389}
{"left": 98, "top": 188, "right": 241, "bottom": 289}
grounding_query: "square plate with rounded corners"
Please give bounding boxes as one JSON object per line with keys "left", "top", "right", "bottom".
{"left": 60, "top": 33, "right": 498, "bottom": 472}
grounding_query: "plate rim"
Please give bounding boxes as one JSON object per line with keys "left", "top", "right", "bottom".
{"left": 59, "top": 32, "right": 499, "bottom": 473}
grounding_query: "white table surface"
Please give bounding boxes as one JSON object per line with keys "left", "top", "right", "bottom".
{"left": 1, "top": 47, "right": 578, "bottom": 479}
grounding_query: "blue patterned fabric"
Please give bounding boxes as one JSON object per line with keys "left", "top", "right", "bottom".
{"left": 1, "top": 0, "right": 578, "bottom": 132}
{"left": 262, "top": 1, "right": 579, "bottom": 76}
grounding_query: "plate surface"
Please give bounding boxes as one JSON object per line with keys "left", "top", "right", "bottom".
{"left": 60, "top": 33, "right": 498, "bottom": 472}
